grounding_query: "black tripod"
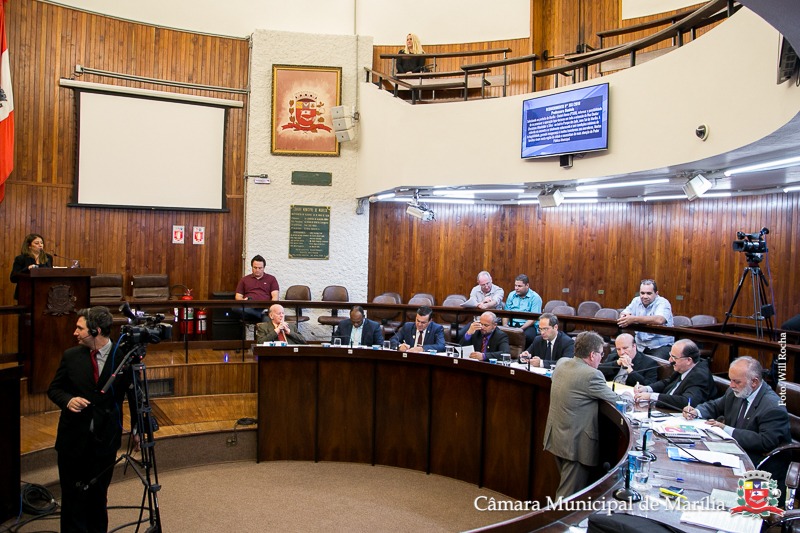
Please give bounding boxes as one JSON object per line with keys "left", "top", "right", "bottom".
{"left": 721, "top": 256, "right": 775, "bottom": 341}
{"left": 92, "top": 342, "right": 163, "bottom": 532}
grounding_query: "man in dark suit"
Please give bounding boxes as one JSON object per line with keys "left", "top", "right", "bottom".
{"left": 683, "top": 357, "right": 792, "bottom": 470}
{"left": 48, "top": 307, "right": 138, "bottom": 533}
{"left": 333, "top": 306, "right": 384, "bottom": 347}
{"left": 389, "top": 305, "right": 445, "bottom": 352}
{"left": 461, "top": 311, "right": 511, "bottom": 361}
{"left": 685, "top": 356, "right": 791, "bottom": 485}
{"left": 544, "top": 331, "right": 620, "bottom": 498}
{"left": 255, "top": 304, "right": 306, "bottom": 344}
{"left": 633, "top": 339, "right": 716, "bottom": 409}
{"left": 598, "top": 333, "right": 659, "bottom": 386}
{"left": 519, "top": 313, "right": 574, "bottom": 369}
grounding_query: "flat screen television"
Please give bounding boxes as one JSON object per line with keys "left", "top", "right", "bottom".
{"left": 521, "top": 83, "right": 609, "bottom": 159}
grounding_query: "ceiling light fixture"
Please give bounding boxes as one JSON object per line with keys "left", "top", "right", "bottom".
{"left": 538, "top": 189, "right": 564, "bottom": 208}
{"left": 724, "top": 155, "right": 800, "bottom": 177}
{"left": 575, "top": 178, "right": 669, "bottom": 191}
{"left": 783, "top": 185, "right": 800, "bottom": 193}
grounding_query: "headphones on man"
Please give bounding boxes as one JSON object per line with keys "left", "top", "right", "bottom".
{"left": 84, "top": 307, "right": 112, "bottom": 338}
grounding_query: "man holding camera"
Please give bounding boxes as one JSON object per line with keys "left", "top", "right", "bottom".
{"left": 48, "top": 306, "right": 138, "bottom": 533}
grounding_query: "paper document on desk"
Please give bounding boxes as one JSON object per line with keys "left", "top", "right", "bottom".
{"left": 680, "top": 511, "right": 761, "bottom": 533}
{"left": 666, "top": 446, "right": 740, "bottom": 467}
{"left": 460, "top": 297, "right": 480, "bottom": 308}
{"left": 458, "top": 345, "right": 475, "bottom": 358}
{"left": 705, "top": 441, "right": 747, "bottom": 455}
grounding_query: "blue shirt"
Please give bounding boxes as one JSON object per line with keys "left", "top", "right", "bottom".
{"left": 622, "top": 294, "right": 674, "bottom": 348}
{"left": 504, "top": 289, "right": 542, "bottom": 327}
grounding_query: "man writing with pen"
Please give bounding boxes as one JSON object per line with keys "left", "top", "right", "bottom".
{"left": 682, "top": 356, "right": 790, "bottom": 489}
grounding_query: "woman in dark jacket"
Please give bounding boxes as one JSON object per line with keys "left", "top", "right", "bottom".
{"left": 10, "top": 233, "right": 53, "bottom": 300}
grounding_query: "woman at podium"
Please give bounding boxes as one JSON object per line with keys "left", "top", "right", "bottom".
{"left": 9, "top": 233, "right": 53, "bottom": 300}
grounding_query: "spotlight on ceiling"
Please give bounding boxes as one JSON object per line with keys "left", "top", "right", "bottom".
{"left": 538, "top": 189, "right": 564, "bottom": 208}
{"left": 682, "top": 174, "right": 713, "bottom": 201}
{"left": 406, "top": 204, "right": 435, "bottom": 221}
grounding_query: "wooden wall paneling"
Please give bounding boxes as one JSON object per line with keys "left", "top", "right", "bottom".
{"left": 258, "top": 358, "right": 317, "bottom": 462}
{"left": 374, "top": 362, "right": 430, "bottom": 471}
{"left": 429, "top": 368, "right": 483, "bottom": 484}
{"left": 317, "top": 358, "right": 375, "bottom": 463}
{"left": 1, "top": 1, "right": 249, "bottom": 358}
{"left": 368, "top": 196, "right": 800, "bottom": 332}
{"left": 482, "top": 377, "right": 534, "bottom": 500}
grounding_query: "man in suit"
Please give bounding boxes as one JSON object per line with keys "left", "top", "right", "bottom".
{"left": 255, "top": 304, "right": 306, "bottom": 344}
{"left": 685, "top": 356, "right": 791, "bottom": 487}
{"left": 598, "top": 333, "right": 659, "bottom": 386}
{"left": 48, "top": 306, "right": 138, "bottom": 533}
{"left": 333, "top": 306, "right": 384, "bottom": 347}
{"left": 389, "top": 305, "right": 446, "bottom": 352}
{"left": 461, "top": 311, "right": 511, "bottom": 361}
{"left": 544, "top": 331, "right": 620, "bottom": 499}
{"left": 519, "top": 313, "right": 574, "bottom": 369}
{"left": 633, "top": 339, "right": 716, "bottom": 409}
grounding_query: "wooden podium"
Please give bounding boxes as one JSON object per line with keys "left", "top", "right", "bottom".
{"left": 17, "top": 267, "right": 95, "bottom": 392}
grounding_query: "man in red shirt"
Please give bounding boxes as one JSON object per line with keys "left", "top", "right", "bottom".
{"left": 234, "top": 255, "right": 279, "bottom": 321}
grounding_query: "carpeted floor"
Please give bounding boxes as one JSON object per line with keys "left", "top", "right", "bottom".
{"left": 8, "top": 461, "right": 527, "bottom": 532}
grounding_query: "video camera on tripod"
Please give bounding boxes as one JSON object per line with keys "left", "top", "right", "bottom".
{"left": 732, "top": 227, "right": 769, "bottom": 263}
{"left": 118, "top": 302, "right": 173, "bottom": 358}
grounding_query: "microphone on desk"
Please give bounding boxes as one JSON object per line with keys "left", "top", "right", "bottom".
{"left": 613, "top": 455, "right": 642, "bottom": 503}
{"left": 51, "top": 251, "right": 81, "bottom": 267}
{"left": 639, "top": 427, "right": 657, "bottom": 462}
{"left": 653, "top": 430, "right": 723, "bottom": 467}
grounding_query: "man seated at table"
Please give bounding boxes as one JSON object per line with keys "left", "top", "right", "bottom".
{"left": 332, "top": 306, "right": 384, "bottom": 347}
{"left": 256, "top": 304, "right": 306, "bottom": 345}
{"left": 544, "top": 331, "right": 621, "bottom": 499}
{"left": 684, "top": 356, "right": 790, "bottom": 488}
{"left": 633, "top": 339, "right": 715, "bottom": 409}
{"left": 461, "top": 311, "right": 510, "bottom": 361}
{"left": 518, "top": 313, "right": 573, "bottom": 369}
{"left": 598, "top": 333, "right": 659, "bottom": 386}
{"left": 502, "top": 274, "right": 542, "bottom": 346}
{"left": 390, "top": 306, "right": 445, "bottom": 353}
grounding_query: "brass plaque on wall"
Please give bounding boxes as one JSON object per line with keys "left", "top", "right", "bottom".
{"left": 289, "top": 205, "right": 330, "bottom": 259}
{"left": 291, "top": 171, "right": 332, "bottom": 186}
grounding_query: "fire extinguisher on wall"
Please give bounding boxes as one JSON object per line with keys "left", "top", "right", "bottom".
{"left": 177, "top": 286, "right": 194, "bottom": 335}
{"left": 196, "top": 308, "right": 207, "bottom": 338}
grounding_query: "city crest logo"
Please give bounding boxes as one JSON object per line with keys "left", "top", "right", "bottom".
{"left": 281, "top": 91, "right": 332, "bottom": 133}
{"left": 731, "top": 470, "right": 783, "bottom": 518}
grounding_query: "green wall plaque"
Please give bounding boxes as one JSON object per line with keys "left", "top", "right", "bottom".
{"left": 289, "top": 205, "right": 330, "bottom": 259}
{"left": 291, "top": 171, "right": 332, "bottom": 186}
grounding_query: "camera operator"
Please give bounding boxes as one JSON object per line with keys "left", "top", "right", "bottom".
{"left": 48, "top": 306, "right": 139, "bottom": 533}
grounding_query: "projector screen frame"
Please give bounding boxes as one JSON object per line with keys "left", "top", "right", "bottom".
{"left": 60, "top": 79, "right": 243, "bottom": 213}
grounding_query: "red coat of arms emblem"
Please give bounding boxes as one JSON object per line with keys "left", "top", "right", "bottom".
{"left": 731, "top": 470, "right": 783, "bottom": 517}
{"left": 281, "top": 92, "right": 332, "bottom": 133}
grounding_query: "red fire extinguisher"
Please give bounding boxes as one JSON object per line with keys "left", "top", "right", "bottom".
{"left": 179, "top": 287, "right": 194, "bottom": 335}
{"left": 196, "top": 308, "right": 207, "bottom": 337}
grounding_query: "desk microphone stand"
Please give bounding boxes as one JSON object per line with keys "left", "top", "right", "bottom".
{"left": 613, "top": 459, "right": 642, "bottom": 502}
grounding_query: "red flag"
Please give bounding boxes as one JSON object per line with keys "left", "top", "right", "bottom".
{"left": 0, "top": 0, "right": 15, "bottom": 203}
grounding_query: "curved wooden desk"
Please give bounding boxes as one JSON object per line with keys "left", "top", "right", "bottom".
{"left": 255, "top": 346, "right": 632, "bottom": 530}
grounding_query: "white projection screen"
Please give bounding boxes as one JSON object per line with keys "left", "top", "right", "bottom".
{"left": 75, "top": 90, "right": 227, "bottom": 211}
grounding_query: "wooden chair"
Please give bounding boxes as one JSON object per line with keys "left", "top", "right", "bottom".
{"left": 552, "top": 305, "right": 576, "bottom": 334}
{"left": 317, "top": 285, "right": 350, "bottom": 332}
{"left": 411, "top": 292, "right": 436, "bottom": 306}
{"left": 593, "top": 308, "right": 620, "bottom": 341}
{"left": 90, "top": 273, "right": 124, "bottom": 308}
{"left": 405, "top": 296, "right": 434, "bottom": 322}
{"left": 440, "top": 294, "right": 468, "bottom": 339}
{"left": 497, "top": 325, "right": 525, "bottom": 359}
{"left": 576, "top": 300, "right": 602, "bottom": 318}
{"left": 283, "top": 285, "right": 311, "bottom": 324}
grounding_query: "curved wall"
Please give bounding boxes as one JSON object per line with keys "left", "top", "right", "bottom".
{"left": 355, "top": 8, "right": 800, "bottom": 196}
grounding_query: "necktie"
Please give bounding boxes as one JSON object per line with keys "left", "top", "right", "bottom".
{"left": 547, "top": 341, "right": 553, "bottom": 359}
{"left": 735, "top": 400, "right": 748, "bottom": 428}
{"left": 90, "top": 349, "right": 100, "bottom": 383}
{"left": 481, "top": 334, "right": 490, "bottom": 354}
{"left": 277, "top": 327, "right": 287, "bottom": 343}
{"left": 415, "top": 330, "right": 423, "bottom": 347}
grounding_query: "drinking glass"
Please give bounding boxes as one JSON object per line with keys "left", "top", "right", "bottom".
{"left": 632, "top": 455, "right": 652, "bottom": 490}
{"left": 501, "top": 353, "right": 511, "bottom": 366}
{"left": 333, "top": 338, "right": 342, "bottom": 347}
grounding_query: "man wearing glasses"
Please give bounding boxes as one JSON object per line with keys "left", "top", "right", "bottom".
{"left": 544, "top": 331, "right": 620, "bottom": 498}
{"left": 633, "top": 339, "right": 716, "bottom": 409}
{"left": 518, "top": 313, "right": 574, "bottom": 369}
{"left": 618, "top": 279, "right": 674, "bottom": 359}
{"left": 462, "top": 311, "right": 510, "bottom": 361}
